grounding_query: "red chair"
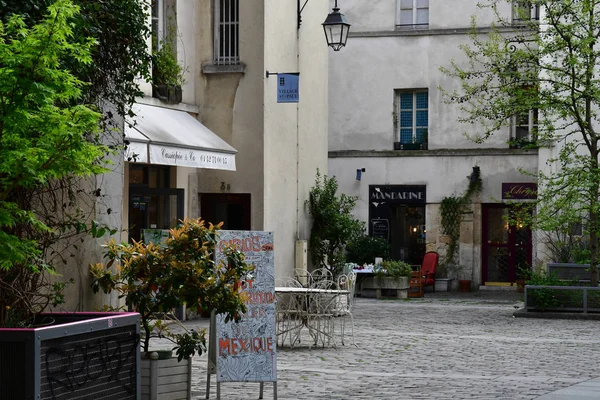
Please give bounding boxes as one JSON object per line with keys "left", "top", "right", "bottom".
{"left": 421, "top": 251, "right": 439, "bottom": 292}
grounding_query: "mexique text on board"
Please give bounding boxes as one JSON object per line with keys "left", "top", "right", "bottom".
{"left": 219, "top": 337, "right": 274, "bottom": 356}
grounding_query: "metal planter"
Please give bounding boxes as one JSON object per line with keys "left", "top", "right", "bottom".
{"left": 0, "top": 312, "right": 140, "bottom": 400}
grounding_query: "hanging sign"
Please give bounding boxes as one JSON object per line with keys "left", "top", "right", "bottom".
{"left": 214, "top": 231, "right": 277, "bottom": 383}
{"left": 277, "top": 73, "right": 299, "bottom": 103}
{"left": 501, "top": 183, "right": 537, "bottom": 199}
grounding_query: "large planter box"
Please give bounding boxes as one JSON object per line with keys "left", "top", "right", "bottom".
{"left": 0, "top": 312, "right": 140, "bottom": 400}
{"left": 547, "top": 263, "right": 591, "bottom": 283}
{"left": 524, "top": 285, "right": 600, "bottom": 313}
{"left": 435, "top": 278, "right": 453, "bottom": 292}
{"left": 362, "top": 276, "right": 409, "bottom": 299}
{"left": 141, "top": 353, "right": 191, "bottom": 400}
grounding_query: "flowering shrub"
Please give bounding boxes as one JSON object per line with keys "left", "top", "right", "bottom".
{"left": 90, "top": 218, "right": 252, "bottom": 360}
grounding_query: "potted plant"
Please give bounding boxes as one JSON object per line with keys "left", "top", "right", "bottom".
{"left": 90, "top": 217, "right": 251, "bottom": 399}
{"left": 434, "top": 269, "right": 453, "bottom": 291}
{"left": 152, "top": 33, "right": 185, "bottom": 104}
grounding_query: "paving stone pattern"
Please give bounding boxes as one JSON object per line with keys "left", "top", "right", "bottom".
{"left": 160, "top": 291, "right": 600, "bottom": 399}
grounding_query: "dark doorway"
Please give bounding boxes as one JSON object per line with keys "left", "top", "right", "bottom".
{"left": 129, "top": 188, "right": 184, "bottom": 243}
{"left": 128, "top": 164, "right": 184, "bottom": 243}
{"left": 200, "top": 193, "right": 251, "bottom": 230}
{"left": 369, "top": 185, "right": 427, "bottom": 264}
{"left": 389, "top": 205, "right": 426, "bottom": 264}
{"left": 482, "top": 204, "right": 533, "bottom": 283}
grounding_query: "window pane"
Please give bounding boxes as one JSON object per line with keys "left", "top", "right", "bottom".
{"left": 417, "top": 0, "right": 428, "bottom": 7}
{"left": 515, "top": 126, "right": 529, "bottom": 139}
{"left": 416, "top": 128, "right": 427, "bottom": 143}
{"left": 415, "top": 91, "right": 428, "bottom": 108}
{"left": 516, "top": 111, "right": 528, "bottom": 126}
{"left": 400, "top": 129, "right": 413, "bottom": 143}
{"left": 400, "top": 10, "right": 413, "bottom": 25}
{"left": 416, "top": 110, "right": 428, "bottom": 127}
{"left": 400, "top": 93, "right": 413, "bottom": 109}
{"left": 416, "top": 9, "right": 428, "bottom": 24}
{"left": 400, "top": 111, "right": 413, "bottom": 128}
{"left": 401, "top": 0, "right": 413, "bottom": 8}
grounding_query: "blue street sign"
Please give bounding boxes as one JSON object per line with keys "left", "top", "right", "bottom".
{"left": 277, "top": 73, "right": 299, "bottom": 103}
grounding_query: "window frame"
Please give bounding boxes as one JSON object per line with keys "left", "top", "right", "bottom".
{"left": 510, "top": 108, "right": 538, "bottom": 148}
{"left": 396, "top": 0, "right": 429, "bottom": 29}
{"left": 214, "top": 0, "right": 240, "bottom": 65}
{"left": 512, "top": 1, "right": 540, "bottom": 24}
{"left": 395, "top": 89, "right": 428, "bottom": 150}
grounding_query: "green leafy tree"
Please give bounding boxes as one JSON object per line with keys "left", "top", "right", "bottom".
{"left": 346, "top": 236, "right": 391, "bottom": 265}
{"left": 0, "top": 0, "right": 152, "bottom": 123}
{"left": 440, "top": 0, "right": 600, "bottom": 285}
{"left": 306, "top": 170, "right": 364, "bottom": 277}
{"left": 0, "top": 0, "right": 110, "bottom": 326}
{"left": 91, "top": 218, "right": 252, "bottom": 360}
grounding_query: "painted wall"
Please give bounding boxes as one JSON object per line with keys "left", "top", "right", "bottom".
{"left": 263, "top": 0, "right": 329, "bottom": 277}
{"left": 195, "top": 0, "right": 265, "bottom": 236}
{"left": 328, "top": 0, "right": 537, "bottom": 286}
{"left": 341, "top": 0, "right": 510, "bottom": 32}
{"left": 193, "top": 0, "right": 329, "bottom": 278}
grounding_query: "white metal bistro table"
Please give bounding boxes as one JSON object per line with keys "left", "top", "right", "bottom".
{"left": 275, "top": 287, "right": 349, "bottom": 348}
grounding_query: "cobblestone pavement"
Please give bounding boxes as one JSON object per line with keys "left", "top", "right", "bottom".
{"left": 164, "top": 291, "right": 600, "bottom": 399}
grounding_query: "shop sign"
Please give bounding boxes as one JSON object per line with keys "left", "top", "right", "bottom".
{"left": 501, "top": 183, "right": 537, "bottom": 200}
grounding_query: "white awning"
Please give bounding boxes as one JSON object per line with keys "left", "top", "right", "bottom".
{"left": 124, "top": 103, "right": 236, "bottom": 171}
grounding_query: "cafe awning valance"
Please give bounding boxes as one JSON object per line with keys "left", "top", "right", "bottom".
{"left": 124, "top": 103, "right": 236, "bottom": 171}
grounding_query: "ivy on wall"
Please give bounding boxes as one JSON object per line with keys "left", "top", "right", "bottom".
{"left": 440, "top": 166, "right": 483, "bottom": 269}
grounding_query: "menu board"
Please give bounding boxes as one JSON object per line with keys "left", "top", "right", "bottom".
{"left": 371, "top": 218, "right": 389, "bottom": 241}
{"left": 214, "top": 231, "right": 277, "bottom": 383}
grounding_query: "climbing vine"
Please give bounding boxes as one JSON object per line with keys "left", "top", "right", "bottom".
{"left": 440, "top": 166, "right": 483, "bottom": 268}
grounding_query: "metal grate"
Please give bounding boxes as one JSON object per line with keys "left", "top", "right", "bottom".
{"left": 214, "top": 0, "right": 239, "bottom": 65}
{"left": 39, "top": 326, "right": 138, "bottom": 400}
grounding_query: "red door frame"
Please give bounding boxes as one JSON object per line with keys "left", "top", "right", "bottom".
{"left": 482, "top": 203, "right": 532, "bottom": 283}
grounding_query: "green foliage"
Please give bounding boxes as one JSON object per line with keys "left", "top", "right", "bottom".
{"left": 153, "top": 34, "right": 185, "bottom": 87}
{"left": 526, "top": 269, "right": 578, "bottom": 310}
{"left": 307, "top": 170, "right": 364, "bottom": 277}
{"left": 90, "top": 218, "right": 252, "bottom": 359}
{"left": 440, "top": 0, "right": 600, "bottom": 285}
{"left": 375, "top": 260, "right": 413, "bottom": 281}
{"left": 0, "top": 0, "right": 152, "bottom": 123}
{"left": 542, "top": 229, "right": 591, "bottom": 264}
{"left": 346, "top": 235, "right": 391, "bottom": 265}
{"left": 440, "top": 167, "right": 482, "bottom": 268}
{"left": 0, "top": 0, "right": 116, "bottom": 327}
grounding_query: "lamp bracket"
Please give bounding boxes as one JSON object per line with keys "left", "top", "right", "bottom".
{"left": 266, "top": 71, "right": 300, "bottom": 78}
{"left": 298, "top": 0, "right": 310, "bottom": 28}
{"left": 298, "top": 0, "right": 340, "bottom": 28}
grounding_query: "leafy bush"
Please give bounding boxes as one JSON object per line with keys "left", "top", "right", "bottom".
{"left": 90, "top": 218, "right": 252, "bottom": 360}
{"left": 526, "top": 269, "right": 578, "bottom": 310}
{"left": 306, "top": 170, "right": 364, "bottom": 277}
{"left": 376, "top": 260, "right": 413, "bottom": 281}
{"left": 153, "top": 34, "right": 185, "bottom": 86}
{"left": 346, "top": 236, "right": 390, "bottom": 265}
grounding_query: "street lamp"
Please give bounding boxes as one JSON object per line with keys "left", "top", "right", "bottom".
{"left": 322, "top": 0, "right": 351, "bottom": 51}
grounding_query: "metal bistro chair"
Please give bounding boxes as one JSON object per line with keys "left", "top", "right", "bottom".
{"left": 275, "top": 277, "right": 306, "bottom": 347}
{"left": 335, "top": 272, "right": 357, "bottom": 346}
{"left": 306, "top": 278, "right": 337, "bottom": 348}
{"left": 309, "top": 268, "right": 334, "bottom": 288}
